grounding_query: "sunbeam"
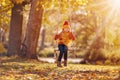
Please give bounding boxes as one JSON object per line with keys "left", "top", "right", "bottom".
{"left": 86, "top": 0, "right": 120, "bottom": 49}
{"left": 108, "top": 0, "right": 120, "bottom": 10}
{"left": 106, "top": 0, "right": 120, "bottom": 25}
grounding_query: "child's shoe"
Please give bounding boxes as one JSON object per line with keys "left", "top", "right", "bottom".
{"left": 57, "top": 61, "right": 62, "bottom": 67}
{"left": 64, "top": 60, "right": 67, "bottom": 66}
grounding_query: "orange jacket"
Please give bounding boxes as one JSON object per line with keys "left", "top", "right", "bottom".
{"left": 54, "top": 31, "right": 75, "bottom": 46}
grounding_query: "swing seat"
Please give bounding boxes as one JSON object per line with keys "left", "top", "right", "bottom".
{"left": 54, "top": 46, "right": 79, "bottom": 61}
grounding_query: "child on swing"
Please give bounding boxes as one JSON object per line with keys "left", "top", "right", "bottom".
{"left": 54, "top": 21, "right": 75, "bottom": 67}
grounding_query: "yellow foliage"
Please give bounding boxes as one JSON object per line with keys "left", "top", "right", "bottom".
{"left": 0, "top": 42, "right": 6, "bottom": 53}
{"left": 12, "top": 0, "right": 24, "bottom": 4}
{"left": 2, "top": 1, "right": 7, "bottom": 6}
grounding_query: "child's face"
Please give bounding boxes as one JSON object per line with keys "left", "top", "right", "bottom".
{"left": 63, "top": 28, "right": 70, "bottom": 32}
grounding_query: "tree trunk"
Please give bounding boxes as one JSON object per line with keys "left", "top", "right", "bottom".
{"left": 40, "top": 27, "right": 46, "bottom": 50}
{"left": 0, "top": 28, "right": 4, "bottom": 42}
{"left": 21, "top": 0, "right": 43, "bottom": 59}
{"left": 7, "top": 4, "right": 23, "bottom": 56}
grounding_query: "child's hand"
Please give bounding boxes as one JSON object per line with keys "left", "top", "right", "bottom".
{"left": 54, "top": 34, "right": 59, "bottom": 40}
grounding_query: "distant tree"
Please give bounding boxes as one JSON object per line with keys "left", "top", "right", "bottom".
{"left": 39, "top": 27, "right": 46, "bottom": 50}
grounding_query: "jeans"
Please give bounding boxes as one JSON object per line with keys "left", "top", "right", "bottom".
{"left": 58, "top": 44, "right": 68, "bottom": 61}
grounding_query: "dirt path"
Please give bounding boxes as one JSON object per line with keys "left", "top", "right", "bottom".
{"left": 38, "top": 57, "right": 84, "bottom": 63}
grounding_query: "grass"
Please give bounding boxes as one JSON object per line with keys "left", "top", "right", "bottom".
{"left": 0, "top": 56, "right": 120, "bottom": 80}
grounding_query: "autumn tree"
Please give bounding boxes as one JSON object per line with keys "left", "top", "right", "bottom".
{"left": 83, "top": 0, "right": 111, "bottom": 63}
{"left": 21, "top": 0, "right": 43, "bottom": 59}
{"left": 7, "top": 0, "right": 24, "bottom": 56}
{"left": 7, "top": 0, "right": 31, "bottom": 56}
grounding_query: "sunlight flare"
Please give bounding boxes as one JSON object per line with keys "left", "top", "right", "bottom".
{"left": 109, "top": 0, "right": 120, "bottom": 9}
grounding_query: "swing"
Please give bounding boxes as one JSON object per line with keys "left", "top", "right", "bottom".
{"left": 54, "top": 44, "right": 80, "bottom": 60}
{"left": 53, "top": 0, "right": 79, "bottom": 62}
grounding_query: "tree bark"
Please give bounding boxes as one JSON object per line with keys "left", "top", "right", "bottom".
{"left": 22, "top": 0, "right": 43, "bottom": 59}
{"left": 7, "top": 4, "right": 23, "bottom": 56}
{"left": 0, "top": 28, "right": 4, "bottom": 42}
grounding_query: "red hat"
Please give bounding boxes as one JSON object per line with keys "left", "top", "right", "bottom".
{"left": 62, "top": 21, "right": 70, "bottom": 29}
{"left": 63, "top": 21, "right": 69, "bottom": 25}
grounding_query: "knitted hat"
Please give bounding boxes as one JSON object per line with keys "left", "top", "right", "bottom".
{"left": 62, "top": 21, "right": 70, "bottom": 29}
{"left": 63, "top": 21, "right": 69, "bottom": 25}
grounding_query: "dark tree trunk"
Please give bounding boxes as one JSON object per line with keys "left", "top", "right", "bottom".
{"left": 7, "top": 4, "right": 23, "bottom": 56}
{"left": 21, "top": 0, "right": 43, "bottom": 59}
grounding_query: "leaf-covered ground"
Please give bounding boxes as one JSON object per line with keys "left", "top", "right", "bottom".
{"left": 0, "top": 57, "right": 120, "bottom": 80}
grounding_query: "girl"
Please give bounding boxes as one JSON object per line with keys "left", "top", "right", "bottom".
{"left": 54, "top": 21, "right": 75, "bottom": 67}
